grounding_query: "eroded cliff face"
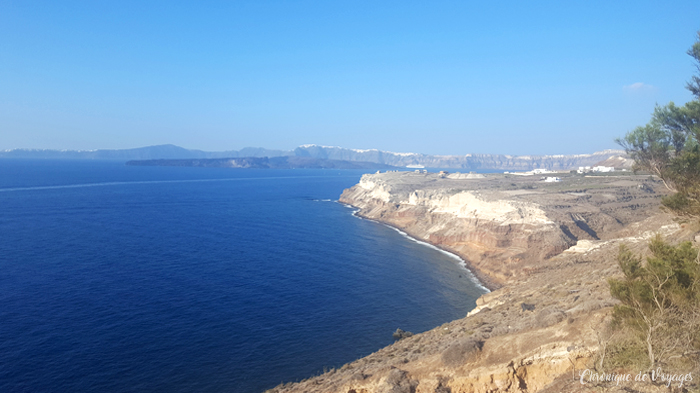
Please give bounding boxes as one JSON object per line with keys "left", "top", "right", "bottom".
{"left": 267, "top": 171, "right": 696, "bottom": 393}
{"left": 339, "top": 172, "right": 664, "bottom": 289}
{"left": 293, "top": 145, "right": 630, "bottom": 171}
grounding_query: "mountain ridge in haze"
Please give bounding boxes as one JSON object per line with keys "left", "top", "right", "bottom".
{"left": 1, "top": 144, "right": 628, "bottom": 170}
{"left": 0, "top": 144, "right": 290, "bottom": 160}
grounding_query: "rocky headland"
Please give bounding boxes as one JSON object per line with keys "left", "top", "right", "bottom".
{"left": 267, "top": 170, "right": 699, "bottom": 393}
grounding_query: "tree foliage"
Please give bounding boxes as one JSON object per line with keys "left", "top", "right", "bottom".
{"left": 687, "top": 31, "right": 700, "bottom": 99}
{"left": 608, "top": 236, "right": 700, "bottom": 370}
{"left": 616, "top": 32, "right": 700, "bottom": 216}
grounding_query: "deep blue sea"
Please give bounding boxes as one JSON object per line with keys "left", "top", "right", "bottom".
{"left": 0, "top": 160, "right": 486, "bottom": 393}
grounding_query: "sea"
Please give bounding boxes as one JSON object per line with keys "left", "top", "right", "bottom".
{"left": 0, "top": 160, "right": 487, "bottom": 393}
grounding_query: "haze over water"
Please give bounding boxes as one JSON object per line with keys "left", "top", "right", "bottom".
{"left": 0, "top": 160, "right": 485, "bottom": 393}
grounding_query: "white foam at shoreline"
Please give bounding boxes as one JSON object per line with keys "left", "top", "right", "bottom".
{"left": 342, "top": 202, "right": 490, "bottom": 293}
{"left": 386, "top": 226, "right": 491, "bottom": 293}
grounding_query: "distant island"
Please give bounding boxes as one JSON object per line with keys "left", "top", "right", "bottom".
{"left": 1, "top": 144, "right": 632, "bottom": 171}
{"left": 126, "top": 156, "right": 397, "bottom": 170}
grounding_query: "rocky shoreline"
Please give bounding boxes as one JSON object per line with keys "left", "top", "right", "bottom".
{"left": 266, "top": 170, "right": 697, "bottom": 393}
{"left": 345, "top": 204, "right": 492, "bottom": 293}
{"left": 347, "top": 206, "right": 495, "bottom": 292}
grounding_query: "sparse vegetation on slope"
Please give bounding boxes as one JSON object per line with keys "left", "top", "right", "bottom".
{"left": 606, "top": 237, "right": 700, "bottom": 373}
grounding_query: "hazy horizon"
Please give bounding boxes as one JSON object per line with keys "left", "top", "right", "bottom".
{"left": 2, "top": 142, "right": 626, "bottom": 157}
{"left": 2, "top": 1, "right": 699, "bottom": 155}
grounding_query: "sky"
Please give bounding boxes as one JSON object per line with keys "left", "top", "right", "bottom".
{"left": 1, "top": 1, "right": 700, "bottom": 155}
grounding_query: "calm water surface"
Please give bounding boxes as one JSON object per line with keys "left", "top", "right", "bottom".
{"left": 0, "top": 160, "right": 486, "bottom": 392}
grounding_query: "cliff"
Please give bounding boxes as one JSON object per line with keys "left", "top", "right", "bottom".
{"left": 294, "top": 145, "right": 629, "bottom": 171}
{"left": 336, "top": 171, "right": 670, "bottom": 289}
{"left": 267, "top": 171, "right": 698, "bottom": 393}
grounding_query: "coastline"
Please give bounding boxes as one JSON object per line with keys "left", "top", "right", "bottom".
{"left": 271, "top": 172, "right": 688, "bottom": 393}
{"left": 338, "top": 200, "right": 494, "bottom": 293}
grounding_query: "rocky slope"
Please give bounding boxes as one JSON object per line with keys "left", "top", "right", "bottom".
{"left": 267, "top": 170, "right": 699, "bottom": 393}
{"left": 338, "top": 171, "right": 668, "bottom": 289}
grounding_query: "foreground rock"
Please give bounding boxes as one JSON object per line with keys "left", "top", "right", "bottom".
{"left": 267, "top": 171, "right": 698, "bottom": 393}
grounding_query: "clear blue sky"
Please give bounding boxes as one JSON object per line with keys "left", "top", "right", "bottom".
{"left": 2, "top": 1, "right": 700, "bottom": 155}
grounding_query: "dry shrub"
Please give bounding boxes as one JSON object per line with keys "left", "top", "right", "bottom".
{"left": 441, "top": 338, "right": 483, "bottom": 367}
{"left": 382, "top": 368, "right": 418, "bottom": 393}
{"left": 536, "top": 307, "right": 567, "bottom": 328}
